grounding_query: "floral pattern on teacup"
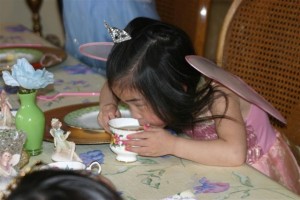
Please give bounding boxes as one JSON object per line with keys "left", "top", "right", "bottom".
{"left": 111, "top": 133, "right": 124, "bottom": 147}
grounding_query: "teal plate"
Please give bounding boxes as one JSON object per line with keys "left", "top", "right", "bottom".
{"left": 64, "top": 106, "right": 102, "bottom": 132}
{"left": 63, "top": 105, "right": 130, "bottom": 132}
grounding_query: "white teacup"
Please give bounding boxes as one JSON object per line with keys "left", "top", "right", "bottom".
{"left": 46, "top": 161, "right": 102, "bottom": 174}
{"left": 108, "top": 118, "right": 143, "bottom": 162}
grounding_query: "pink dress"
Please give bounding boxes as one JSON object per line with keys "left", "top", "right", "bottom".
{"left": 184, "top": 104, "right": 300, "bottom": 194}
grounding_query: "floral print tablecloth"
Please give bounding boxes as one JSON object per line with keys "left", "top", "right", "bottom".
{"left": 29, "top": 142, "right": 300, "bottom": 200}
{"left": 0, "top": 24, "right": 43, "bottom": 47}
{"left": 0, "top": 24, "right": 104, "bottom": 111}
{"left": 1, "top": 61, "right": 104, "bottom": 111}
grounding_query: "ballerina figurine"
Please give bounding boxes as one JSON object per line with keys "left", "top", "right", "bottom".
{"left": 0, "top": 90, "right": 15, "bottom": 129}
{"left": 49, "top": 118, "right": 81, "bottom": 162}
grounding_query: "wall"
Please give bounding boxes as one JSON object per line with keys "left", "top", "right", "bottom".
{"left": 0, "top": 0, "right": 64, "bottom": 45}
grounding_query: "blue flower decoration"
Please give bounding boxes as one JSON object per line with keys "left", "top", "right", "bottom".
{"left": 5, "top": 25, "right": 29, "bottom": 32}
{"left": 79, "top": 150, "right": 104, "bottom": 165}
{"left": 2, "top": 58, "right": 54, "bottom": 90}
{"left": 193, "top": 177, "right": 230, "bottom": 194}
{"left": 63, "top": 64, "right": 94, "bottom": 74}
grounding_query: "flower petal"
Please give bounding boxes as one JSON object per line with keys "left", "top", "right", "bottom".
{"left": 2, "top": 71, "right": 20, "bottom": 87}
{"left": 2, "top": 58, "right": 54, "bottom": 89}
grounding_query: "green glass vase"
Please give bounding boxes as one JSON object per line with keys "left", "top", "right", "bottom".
{"left": 16, "top": 91, "right": 45, "bottom": 156}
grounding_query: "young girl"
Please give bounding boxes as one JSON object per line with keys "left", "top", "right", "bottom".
{"left": 97, "top": 17, "right": 300, "bottom": 194}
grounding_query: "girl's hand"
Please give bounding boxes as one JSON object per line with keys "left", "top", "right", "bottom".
{"left": 98, "top": 104, "right": 121, "bottom": 132}
{"left": 98, "top": 82, "right": 120, "bottom": 132}
{"left": 124, "top": 126, "right": 177, "bottom": 157}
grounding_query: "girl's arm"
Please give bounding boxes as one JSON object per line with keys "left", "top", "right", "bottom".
{"left": 98, "top": 82, "right": 121, "bottom": 131}
{"left": 172, "top": 87, "right": 247, "bottom": 166}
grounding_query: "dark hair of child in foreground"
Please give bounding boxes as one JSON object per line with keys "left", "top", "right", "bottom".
{"left": 5, "top": 169, "right": 122, "bottom": 200}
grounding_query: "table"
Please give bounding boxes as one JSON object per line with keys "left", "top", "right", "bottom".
{"left": 1, "top": 24, "right": 299, "bottom": 200}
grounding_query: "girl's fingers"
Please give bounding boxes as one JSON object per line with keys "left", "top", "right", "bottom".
{"left": 124, "top": 138, "right": 147, "bottom": 147}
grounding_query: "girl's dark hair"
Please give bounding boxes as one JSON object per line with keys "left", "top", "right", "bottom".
{"left": 7, "top": 170, "right": 122, "bottom": 200}
{"left": 107, "top": 17, "right": 226, "bottom": 132}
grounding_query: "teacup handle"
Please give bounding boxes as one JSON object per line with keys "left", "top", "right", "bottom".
{"left": 86, "top": 161, "right": 102, "bottom": 174}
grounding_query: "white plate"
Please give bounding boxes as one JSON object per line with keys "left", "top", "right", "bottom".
{"left": 0, "top": 48, "right": 43, "bottom": 68}
{"left": 63, "top": 105, "right": 130, "bottom": 132}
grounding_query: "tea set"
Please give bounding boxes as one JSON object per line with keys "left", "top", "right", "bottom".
{"left": 45, "top": 117, "right": 141, "bottom": 173}
{"left": 0, "top": 90, "right": 141, "bottom": 182}
{"left": 108, "top": 118, "right": 143, "bottom": 162}
{"left": 45, "top": 161, "right": 102, "bottom": 174}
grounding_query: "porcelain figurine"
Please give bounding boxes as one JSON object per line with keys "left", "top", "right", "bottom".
{"left": 0, "top": 129, "right": 26, "bottom": 179}
{"left": 50, "top": 118, "right": 81, "bottom": 162}
{"left": 0, "top": 90, "right": 15, "bottom": 129}
{"left": 0, "top": 151, "right": 19, "bottom": 177}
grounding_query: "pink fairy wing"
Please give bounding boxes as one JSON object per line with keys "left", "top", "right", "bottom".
{"left": 185, "top": 55, "right": 286, "bottom": 124}
{"left": 79, "top": 42, "right": 114, "bottom": 62}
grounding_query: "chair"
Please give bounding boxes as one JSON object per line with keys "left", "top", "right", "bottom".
{"left": 155, "top": 0, "right": 211, "bottom": 55}
{"left": 25, "top": 0, "right": 43, "bottom": 36}
{"left": 26, "top": 0, "right": 63, "bottom": 47}
{"left": 216, "top": 0, "right": 300, "bottom": 162}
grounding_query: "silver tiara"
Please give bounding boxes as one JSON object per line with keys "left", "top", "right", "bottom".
{"left": 104, "top": 21, "right": 131, "bottom": 43}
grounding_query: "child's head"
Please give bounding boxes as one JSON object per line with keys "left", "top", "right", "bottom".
{"left": 6, "top": 169, "right": 122, "bottom": 200}
{"left": 106, "top": 17, "right": 213, "bottom": 131}
{"left": 50, "top": 118, "right": 61, "bottom": 129}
